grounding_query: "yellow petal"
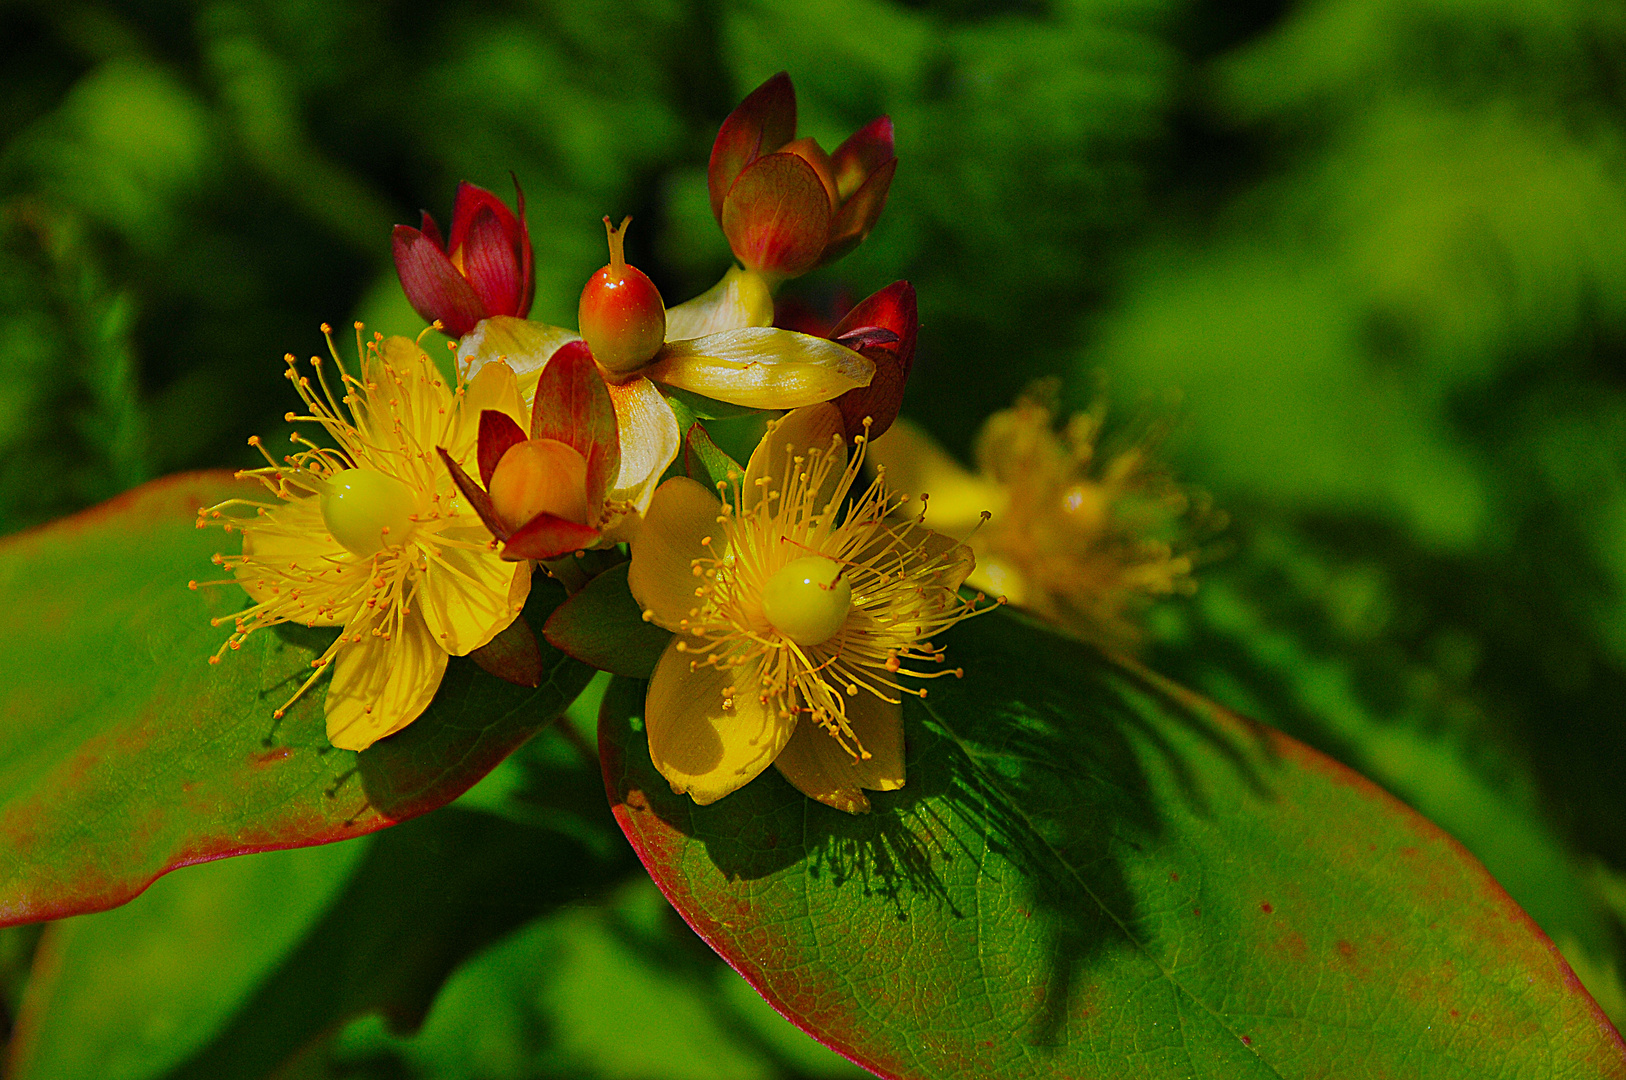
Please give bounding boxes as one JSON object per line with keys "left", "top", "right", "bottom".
{"left": 645, "top": 642, "right": 793, "bottom": 805}
{"left": 866, "top": 419, "right": 1006, "bottom": 539}
{"left": 455, "top": 315, "right": 580, "bottom": 387}
{"left": 237, "top": 497, "right": 361, "bottom": 627}
{"left": 447, "top": 359, "right": 525, "bottom": 467}
{"left": 417, "top": 528, "right": 530, "bottom": 655}
{"left": 967, "top": 556, "right": 1027, "bottom": 606}
{"left": 742, "top": 403, "right": 847, "bottom": 514}
{"left": 664, "top": 266, "right": 774, "bottom": 341}
{"left": 325, "top": 606, "right": 450, "bottom": 751}
{"left": 772, "top": 691, "right": 904, "bottom": 814}
{"left": 627, "top": 477, "right": 722, "bottom": 631}
{"left": 604, "top": 376, "right": 682, "bottom": 513}
{"left": 644, "top": 328, "right": 873, "bottom": 409}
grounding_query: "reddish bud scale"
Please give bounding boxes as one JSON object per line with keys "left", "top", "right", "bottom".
{"left": 579, "top": 216, "right": 666, "bottom": 377}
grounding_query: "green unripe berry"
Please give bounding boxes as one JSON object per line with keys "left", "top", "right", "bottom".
{"left": 319, "top": 468, "right": 419, "bottom": 558}
{"left": 762, "top": 555, "right": 852, "bottom": 647}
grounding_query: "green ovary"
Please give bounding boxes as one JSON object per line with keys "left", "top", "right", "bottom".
{"left": 762, "top": 555, "right": 852, "bottom": 647}
{"left": 319, "top": 469, "right": 420, "bottom": 557}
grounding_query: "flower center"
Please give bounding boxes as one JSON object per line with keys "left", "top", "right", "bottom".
{"left": 319, "top": 468, "right": 420, "bottom": 557}
{"left": 488, "top": 438, "right": 589, "bottom": 530}
{"left": 762, "top": 555, "right": 852, "bottom": 647}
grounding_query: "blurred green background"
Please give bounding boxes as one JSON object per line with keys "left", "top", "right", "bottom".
{"left": 4, "top": 0, "right": 1626, "bottom": 1075}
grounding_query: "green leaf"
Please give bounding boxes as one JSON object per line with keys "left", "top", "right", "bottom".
{"left": 602, "top": 608, "right": 1626, "bottom": 1079}
{"left": 0, "top": 472, "right": 595, "bottom": 927}
{"left": 543, "top": 561, "right": 672, "bottom": 680}
{"left": 5, "top": 838, "right": 369, "bottom": 1080}
{"left": 8, "top": 778, "right": 635, "bottom": 1080}
{"left": 682, "top": 418, "right": 745, "bottom": 492}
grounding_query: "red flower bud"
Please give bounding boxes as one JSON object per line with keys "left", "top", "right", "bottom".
{"left": 393, "top": 178, "right": 535, "bottom": 338}
{"left": 708, "top": 73, "right": 896, "bottom": 282}
{"left": 829, "top": 281, "right": 917, "bottom": 441}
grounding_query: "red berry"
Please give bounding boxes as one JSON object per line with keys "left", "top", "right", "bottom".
{"left": 579, "top": 216, "right": 666, "bottom": 376}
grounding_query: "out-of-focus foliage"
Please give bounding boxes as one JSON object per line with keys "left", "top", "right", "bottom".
{"left": 4, "top": 0, "right": 1626, "bottom": 1070}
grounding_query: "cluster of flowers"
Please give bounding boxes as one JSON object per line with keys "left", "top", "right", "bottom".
{"left": 196, "top": 74, "right": 1195, "bottom": 813}
{"left": 196, "top": 75, "right": 987, "bottom": 813}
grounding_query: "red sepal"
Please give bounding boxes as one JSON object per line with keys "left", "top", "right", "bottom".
{"left": 529, "top": 341, "right": 620, "bottom": 515}
{"left": 722, "top": 153, "right": 831, "bottom": 279}
{"left": 830, "top": 116, "right": 895, "bottom": 200}
{"left": 393, "top": 226, "right": 488, "bottom": 338}
{"left": 469, "top": 615, "right": 545, "bottom": 687}
{"left": 460, "top": 206, "right": 522, "bottom": 320}
{"left": 831, "top": 281, "right": 917, "bottom": 441}
{"left": 476, "top": 409, "right": 528, "bottom": 489}
{"left": 821, "top": 156, "right": 896, "bottom": 267}
{"left": 501, "top": 513, "right": 601, "bottom": 562}
{"left": 437, "top": 446, "right": 509, "bottom": 541}
{"left": 512, "top": 173, "right": 534, "bottom": 320}
{"left": 708, "top": 72, "right": 797, "bottom": 222}
{"left": 418, "top": 211, "right": 446, "bottom": 253}
{"left": 446, "top": 181, "right": 523, "bottom": 257}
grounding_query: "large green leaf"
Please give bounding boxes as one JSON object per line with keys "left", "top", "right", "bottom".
{"left": 0, "top": 472, "right": 594, "bottom": 927}
{"left": 602, "top": 608, "right": 1626, "bottom": 1079}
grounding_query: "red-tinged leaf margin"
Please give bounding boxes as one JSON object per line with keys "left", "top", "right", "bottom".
{"left": 602, "top": 607, "right": 1626, "bottom": 1080}
{"left": 0, "top": 471, "right": 593, "bottom": 928}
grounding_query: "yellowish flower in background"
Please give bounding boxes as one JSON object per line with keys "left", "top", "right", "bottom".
{"left": 194, "top": 326, "right": 531, "bottom": 751}
{"left": 626, "top": 403, "right": 988, "bottom": 813}
{"left": 869, "top": 384, "right": 1205, "bottom": 651}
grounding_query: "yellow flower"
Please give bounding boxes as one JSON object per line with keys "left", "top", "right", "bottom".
{"left": 869, "top": 385, "right": 1201, "bottom": 650}
{"left": 456, "top": 267, "right": 873, "bottom": 516}
{"left": 194, "top": 325, "right": 532, "bottom": 751}
{"left": 625, "top": 403, "right": 990, "bottom": 813}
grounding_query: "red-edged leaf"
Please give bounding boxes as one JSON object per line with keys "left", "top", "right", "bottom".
{"left": 0, "top": 472, "right": 593, "bottom": 927}
{"left": 459, "top": 206, "right": 523, "bottom": 319}
{"left": 822, "top": 156, "right": 896, "bottom": 267}
{"left": 722, "top": 154, "right": 831, "bottom": 280}
{"left": 708, "top": 71, "right": 797, "bottom": 222}
{"left": 437, "top": 446, "right": 508, "bottom": 540}
{"left": 830, "top": 115, "right": 895, "bottom": 201}
{"left": 529, "top": 341, "right": 619, "bottom": 516}
{"left": 446, "top": 180, "right": 521, "bottom": 258}
{"left": 542, "top": 562, "right": 671, "bottom": 680}
{"left": 502, "top": 512, "right": 601, "bottom": 562}
{"left": 602, "top": 607, "right": 1626, "bottom": 1079}
{"left": 469, "top": 613, "right": 545, "bottom": 687}
{"left": 511, "top": 173, "right": 534, "bottom": 320}
{"left": 832, "top": 280, "right": 917, "bottom": 441}
{"left": 392, "top": 226, "right": 488, "bottom": 338}
{"left": 476, "top": 409, "right": 528, "bottom": 490}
